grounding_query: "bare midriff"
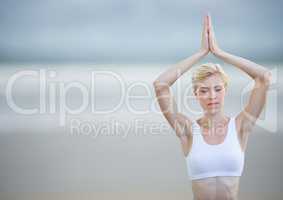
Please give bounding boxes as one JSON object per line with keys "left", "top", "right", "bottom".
{"left": 191, "top": 176, "right": 240, "bottom": 200}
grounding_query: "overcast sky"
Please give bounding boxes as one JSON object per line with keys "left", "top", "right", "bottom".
{"left": 0, "top": 0, "right": 282, "bottom": 63}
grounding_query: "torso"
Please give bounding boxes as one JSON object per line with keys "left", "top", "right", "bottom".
{"left": 192, "top": 176, "right": 240, "bottom": 200}
{"left": 183, "top": 115, "right": 248, "bottom": 200}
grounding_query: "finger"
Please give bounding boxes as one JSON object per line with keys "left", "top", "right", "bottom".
{"left": 206, "top": 14, "right": 209, "bottom": 31}
{"left": 202, "top": 15, "right": 207, "bottom": 32}
{"left": 203, "top": 15, "right": 209, "bottom": 38}
{"left": 208, "top": 13, "right": 212, "bottom": 27}
{"left": 206, "top": 16, "right": 210, "bottom": 35}
{"left": 207, "top": 14, "right": 210, "bottom": 29}
{"left": 202, "top": 16, "right": 207, "bottom": 39}
{"left": 208, "top": 15, "right": 215, "bottom": 36}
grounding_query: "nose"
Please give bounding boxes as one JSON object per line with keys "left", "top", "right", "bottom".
{"left": 208, "top": 89, "right": 217, "bottom": 99}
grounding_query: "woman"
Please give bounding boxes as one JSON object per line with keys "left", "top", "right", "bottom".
{"left": 153, "top": 14, "right": 271, "bottom": 200}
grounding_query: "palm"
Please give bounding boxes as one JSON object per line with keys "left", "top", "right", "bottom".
{"left": 207, "top": 15, "right": 221, "bottom": 55}
{"left": 200, "top": 15, "right": 209, "bottom": 54}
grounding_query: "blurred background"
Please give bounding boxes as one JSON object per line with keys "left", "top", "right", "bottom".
{"left": 0, "top": 0, "right": 282, "bottom": 199}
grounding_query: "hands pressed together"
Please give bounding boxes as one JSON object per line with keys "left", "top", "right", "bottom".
{"left": 200, "top": 14, "right": 223, "bottom": 57}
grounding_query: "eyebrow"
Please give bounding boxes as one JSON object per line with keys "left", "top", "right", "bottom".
{"left": 199, "top": 85, "right": 223, "bottom": 89}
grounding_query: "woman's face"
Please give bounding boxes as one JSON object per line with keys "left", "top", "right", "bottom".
{"left": 194, "top": 73, "right": 227, "bottom": 114}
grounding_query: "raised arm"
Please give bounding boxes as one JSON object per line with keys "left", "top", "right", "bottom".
{"left": 208, "top": 15, "right": 271, "bottom": 83}
{"left": 207, "top": 15, "right": 272, "bottom": 136}
{"left": 154, "top": 16, "right": 209, "bottom": 87}
{"left": 153, "top": 15, "right": 209, "bottom": 152}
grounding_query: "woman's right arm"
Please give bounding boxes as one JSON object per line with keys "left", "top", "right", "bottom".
{"left": 153, "top": 51, "right": 206, "bottom": 140}
{"left": 153, "top": 15, "right": 209, "bottom": 140}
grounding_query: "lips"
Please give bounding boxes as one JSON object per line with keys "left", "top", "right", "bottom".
{"left": 207, "top": 102, "right": 219, "bottom": 106}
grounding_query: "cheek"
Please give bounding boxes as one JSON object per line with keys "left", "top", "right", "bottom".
{"left": 198, "top": 95, "right": 209, "bottom": 105}
{"left": 217, "top": 91, "right": 226, "bottom": 101}
{"left": 197, "top": 92, "right": 209, "bottom": 99}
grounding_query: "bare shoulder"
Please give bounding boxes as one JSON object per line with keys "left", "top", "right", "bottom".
{"left": 235, "top": 111, "right": 256, "bottom": 134}
{"left": 234, "top": 113, "right": 255, "bottom": 152}
{"left": 170, "top": 113, "right": 193, "bottom": 138}
{"left": 173, "top": 113, "right": 193, "bottom": 157}
{"left": 175, "top": 113, "right": 193, "bottom": 127}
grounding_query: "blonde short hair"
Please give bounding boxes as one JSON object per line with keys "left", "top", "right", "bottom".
{"left": 192, "top": 63, "right": 230, "bottom": 93}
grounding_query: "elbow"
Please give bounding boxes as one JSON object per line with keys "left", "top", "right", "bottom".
{"left": 153, "top": 80, "right": 169, "bottom": 93}
{"left": 262, "top": 70, "right": 272, "bottom": 86}
{"left": 153, "top": 80, "right": 160, "bottom": 87}
{"left": 256, "top": 70, "right": 272, "bottom": 88}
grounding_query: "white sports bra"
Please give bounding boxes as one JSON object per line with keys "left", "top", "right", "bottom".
{"left": 185, "top": 116, "right": 245, "bottom": 180}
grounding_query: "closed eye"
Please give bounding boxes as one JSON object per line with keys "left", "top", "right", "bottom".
{"left": 200, "top": 90, "right": 208, "bottom": 93}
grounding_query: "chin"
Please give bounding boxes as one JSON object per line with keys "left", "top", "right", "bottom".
{"left": 205, "top": 107, "right": 222, "bottom": 114}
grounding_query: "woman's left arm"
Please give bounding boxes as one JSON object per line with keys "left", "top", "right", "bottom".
{"left": 216, "top": 51, "right": 272, "bottom": 123}
{"left": 208, "top": 14, "right": 272, "bottom": 134}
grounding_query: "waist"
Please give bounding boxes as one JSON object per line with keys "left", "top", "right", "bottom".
{"left": 192, "top": 176, "right": 240, "bottom": 200}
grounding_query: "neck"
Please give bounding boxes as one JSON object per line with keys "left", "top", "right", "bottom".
{"left": 203, "top": 110, "right": 226, "bottom": 122}
{"left": 201, "top": 109, "right": 228, "bottom": 129}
